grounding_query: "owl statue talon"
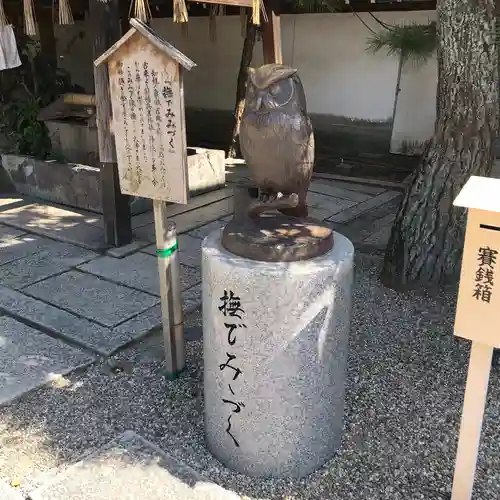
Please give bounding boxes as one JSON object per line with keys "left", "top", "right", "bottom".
{"left": 247, "top": 193, "right": 299, "bottom": 218}
{"left": 259, "top": 191, "right": 272, "bottom": 203}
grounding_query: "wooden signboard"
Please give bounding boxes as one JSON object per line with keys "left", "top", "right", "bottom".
{"left": 451, "top": 175, "right": 500, "bottom": 500}
{"left": 95, "top": 18, "right": 196, "bottom": 204}
{"left": 454, "top": 175, "right": 500, "bottom": 347}
{"left": 95, "top": 20, "right": 197, "bottom": 379}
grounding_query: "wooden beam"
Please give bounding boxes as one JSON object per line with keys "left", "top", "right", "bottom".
{"left": 186, "top": 0, "right": 252, "bottom": 6}
{"left": 89, "top": 0, "right": 132, "bottom": 247}
{"left": 262, "top": 0, "right": 282, "bottom": 65}
{"left": 36, "top": 3, "right": 57, "bottom": 68}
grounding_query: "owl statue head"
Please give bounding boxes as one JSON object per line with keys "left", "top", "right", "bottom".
{"left": 244, "top": 64, "right": 307, "bottom": 114}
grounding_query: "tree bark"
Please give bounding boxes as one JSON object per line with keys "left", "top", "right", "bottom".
{"left": 381, "top": 0, "right": 498, "bottom": 290}
{"left": 228, "top": 16, "right": 257, "bottom": 159}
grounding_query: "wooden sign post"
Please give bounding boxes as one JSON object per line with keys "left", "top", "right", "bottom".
{"left": 95, "top": 18, "right": 196, "bottom": 379}
{"left": 451, "top": 175, "right": 500, "bottom": 499}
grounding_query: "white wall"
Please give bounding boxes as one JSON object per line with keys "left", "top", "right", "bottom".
{"left": 54, "top": 10, "right": 437, "bottom": 143}
{"left": 389, "top": 11, "right": 437, "bottom": 154}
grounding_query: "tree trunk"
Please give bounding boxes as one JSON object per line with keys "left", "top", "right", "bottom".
{"left": 228, "top": 16, "right": 257, "bottom": 159}
{"left": 381, "top": 0, "right": 498, "bottom": 290}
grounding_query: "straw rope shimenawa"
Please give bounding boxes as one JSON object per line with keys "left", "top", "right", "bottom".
{"left": 173, "top": 0, "right": 188, "bottom": 23}
{"left": 174, "top": 0, "right": 265, "bottom": 32}
{"left": 0, "top": 0, "right": 8, "bottom": 26}
{"left": 129, "top": 0, "right": 152, "bottom": 23}
{"left": 23, "top": 0, "right": 37, "bottom": 35}
{"left": 209, "top": 3, "right": 224, "bottom": 42}
{"left": 58, "top": 0, "right": 74, "bottom": 24}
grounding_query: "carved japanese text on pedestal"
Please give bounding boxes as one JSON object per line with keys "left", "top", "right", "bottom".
{"left": 218, "top": 290, "right": 246, "bottom": 448}
{"left": 95, "top": 19, "right": 196, "bottom": 204}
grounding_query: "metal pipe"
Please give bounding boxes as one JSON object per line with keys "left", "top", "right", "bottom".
{"left": 167, "top": 221, "right": 185, "bottom": 373}
{"left": 153, "top": 201, "right": 185, "bottom": 379}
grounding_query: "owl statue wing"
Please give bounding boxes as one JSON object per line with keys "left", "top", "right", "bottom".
{"left": 291, "top": 115, "right": 314, "bottom": 166}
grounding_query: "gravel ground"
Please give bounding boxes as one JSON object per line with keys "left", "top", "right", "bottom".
{"left": 1, "top": 253, "right": 499, "bottom": 500}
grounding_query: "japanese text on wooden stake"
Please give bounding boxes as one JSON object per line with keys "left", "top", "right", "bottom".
{"left": 108, "top": 36, "right": 188, "bottom": 203}
{"left": 218, "top": 290, "right": 246, "bottom": 448}
{"left": 473, "top": 246, "right": 497, "bottom": 303}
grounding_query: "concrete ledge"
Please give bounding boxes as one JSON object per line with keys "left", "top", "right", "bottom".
{"left": 1, "top": 154, "right": 104, "bottom": 212}
{"left": 1, "top": 147, "right": 226, "bottom": 216}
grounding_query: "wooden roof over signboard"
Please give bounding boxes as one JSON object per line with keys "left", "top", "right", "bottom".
{"left": 94, "top": 17, "right": 196, "bottom": 68}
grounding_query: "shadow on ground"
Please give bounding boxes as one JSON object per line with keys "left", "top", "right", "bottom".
{"left": 0, "top": 254, "right": 499, "bottom": 500}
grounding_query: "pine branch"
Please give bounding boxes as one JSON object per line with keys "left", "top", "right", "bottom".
{"left": 366, "top": 22, "right": 437, "bottom": 66}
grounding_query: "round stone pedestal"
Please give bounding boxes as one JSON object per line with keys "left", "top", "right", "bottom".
{"left": 202, "top": 229, "right": 354, "bottom": 479}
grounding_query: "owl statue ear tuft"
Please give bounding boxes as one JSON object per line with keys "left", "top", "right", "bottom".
{"left": 253, "top": 65, "right": 298, "bottom": 89}
{"left": 247, "top": 67, "right": 257, "bottom": 85}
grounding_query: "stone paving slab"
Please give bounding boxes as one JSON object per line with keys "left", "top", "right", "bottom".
{"left": 330, "top": 179, "right": 388, "bottom": 195}
{"left": 0, "top": 224, "right": 26, "bottom": 240}
{"left": 0, "top": 234, "right": 47, "bottom": 266}
{"left": 1, "top": 219, "right": 106, "bottom": 252}
{"left": 24, "top": 271, "right": 159, "bottom": 328}
{"left": 0, "top": 286, "right": 129, "bottom": 355}
{"left": 328, "top": 190, "right": 401, "bottom": 224}
{"left": 0, "top": 481, "right": 24, "bottom": 500}
{"left": 134, "top": 198, "right": 233, "bottom": 242}
{"left": 0, "top": 201, "right": 100, "bottom": 230}
{"left": 36, "top": 223, "right": 106, "bottom": 252}
{"left": 30, "top": 431, "right": 241, "bottom": 500}
{"left": 0, "top": 317, "right": 94, "bottom": 406}
{"left": 77, "top": 253, "right": 201, "bottom": 296}
{"left": 142, "top": 233, "right": 202, "bottom": 268}
{"left": 309, "top": 180, "right": 372, "bottom": 203}
{"left": 307, "top": 191, "right": 357, "bottom": 220}
{"left": 0, "top": 195, "right": 30, "bottom": 209}
{"left": 112, "top": 285, "right": 201, "bottom": 340}
{"left": 188, "top": 220, "right": 226, "bottom": 240}
{"left": 105, "top": 240, "right": 151, "bottom": 258}
{"left": 330, "top": 196, "right": 401, "bottom": 245}
{"left": 0, "top": 200, "right": 105, "bottom": 250}
{"left": 131, "top": 187, "right": 235, "bottom": 230}
{"left": 0, "top": 240, "right": 98, "bottom": 290}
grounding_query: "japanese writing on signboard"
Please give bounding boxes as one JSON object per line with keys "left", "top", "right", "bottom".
{"left": 473, "top": 246, "right": 497, "bottom": 303}
{"left": 108, "top": 36, "right": 188, "bottom": 204}
{"left": 218, "top": 290, "right": 246, "bottom": 448}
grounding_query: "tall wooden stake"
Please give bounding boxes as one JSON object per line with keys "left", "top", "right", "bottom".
{"left": 153, "top": 201, "right": 185, "bottom": 379}
{"left": 451, "top": 342, "right": 493, "bottom": 500}
{"left": 90, "top": 0, "right": 132, "bottom": 247}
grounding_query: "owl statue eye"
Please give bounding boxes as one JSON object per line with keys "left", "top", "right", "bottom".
{"left": 269, "top": 79, "right": 294, "bottom": 107}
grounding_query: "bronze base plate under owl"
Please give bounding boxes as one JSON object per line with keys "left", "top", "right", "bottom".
{"left": 221, "top": 214, "right": 334, "bottom": 262}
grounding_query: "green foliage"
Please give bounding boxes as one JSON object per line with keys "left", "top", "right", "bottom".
{"left": 0, "top": 31, "right": 80, "bottom": 159}
{"left": 366, "top": 22, "right": 437, "bottom": 65}
{"left": 0, "top": 99, "right": 52, "bottom": 158}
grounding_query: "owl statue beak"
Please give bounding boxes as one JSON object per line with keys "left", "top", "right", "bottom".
{"left": 253, "top": 95, "right": 264, "bottom": 111}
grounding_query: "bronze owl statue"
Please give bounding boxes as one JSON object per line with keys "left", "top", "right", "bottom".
{"left": 239, "top": 64, "right": 314, "bottom": 218}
